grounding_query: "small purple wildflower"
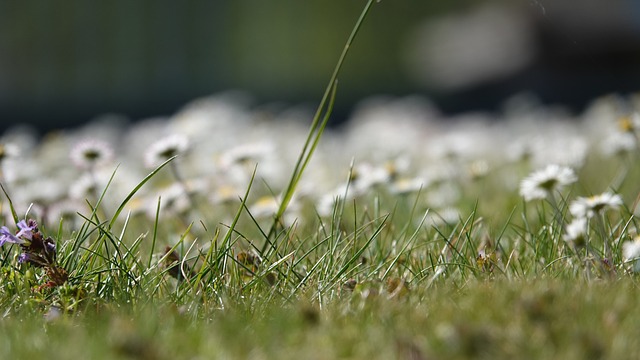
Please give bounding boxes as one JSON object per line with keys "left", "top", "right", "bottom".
{"left": 0, "top": 226, "right": 26, "bottom": 246}
{"left": 1, "top": 219, "right": 54, "bottom": 265}
{"left": 18, "top": 253, "right": 30, "bottom": 263}
{"left": 15, "top": 220, "right": 36, "bottom": 241}
{"left": 0, "top": 218, "right": 67, "bottom": 287}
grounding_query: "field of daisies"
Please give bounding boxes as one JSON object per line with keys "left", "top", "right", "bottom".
{"left": 0, "top": 89, "right": 640, "bottom": 358}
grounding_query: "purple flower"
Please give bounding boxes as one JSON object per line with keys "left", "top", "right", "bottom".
{"left": 0, "top": 226, "right": 26, "bottom": 246}
{"left": 17, "top": 253, "right": 30, "bottom": 263}
{"left": 45, "top": 241, "right": 55, "bottom": 253}
{"left": 15, "top": 220, "right": 36, "bottom": 241}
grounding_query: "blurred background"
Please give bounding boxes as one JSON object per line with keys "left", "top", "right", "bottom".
{"left": 2, "top": 0, "right": 640, "bottom": 134}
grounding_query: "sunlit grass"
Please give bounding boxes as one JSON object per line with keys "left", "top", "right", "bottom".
{"left": 2, "top": 1, "right": 640, "bottom": 358}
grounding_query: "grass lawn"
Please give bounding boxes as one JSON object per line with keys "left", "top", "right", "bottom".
{"left": 2, "top": 1, "right": 640, "bottom": 358}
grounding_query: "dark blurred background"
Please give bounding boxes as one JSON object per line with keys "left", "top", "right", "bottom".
{"left": 2, "top": 0, "right": 640, "bottom": 133}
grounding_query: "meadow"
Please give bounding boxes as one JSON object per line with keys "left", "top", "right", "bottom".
{"left": 2, "top": 2, "right": 640, "bottom": 359}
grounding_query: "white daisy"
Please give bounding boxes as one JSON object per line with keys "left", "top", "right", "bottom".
{"left": 600, "top": 131, "right": 636, "bottom": 157}
{"left": 563, "top": 217, "right": 587, "bottom": 246}
{"left": 623, "top": 237, "right": 640, "bottom": 273}
{"left": 617, "top": 113, "right": 640, "bottom": 134}
{"left": 248, "top": 196, "right": 281, "bottom": 219}
{"left": 0, "top": 143, "right": 20, "bottom": 162}
{"left": 623, "top": 237, "right": 640, "bottom": 261}
{"left": 351, "top": 162, "right": 392, "bottom": 193}
{"left": 47, "top": 199, "right": 85, "bottom": 229}
{"left": 248, "top": 195, "right": 300, "bottom": 226}
{"left": 388, "top": 177, "right": 426, "bottom": 195}
{"left": 144, "top": 134, "right": 189, "bottom": 168}
{"left": 69, "top": 173, "right": 99, "bottom": 200}
{"left": 468, "top": 159, "right": 490, "bottom": 180}
{"left": 218, "top": 142, "right": 274, "bottom": 170}
{"left": 316, "top": 183, "right": 356, "bottom": 217}
{"left": 519, "top": 164, "right": 577, "bottom": 201}
{"left": 145, "top": 183, "right": 191, "bottom": 218}
{"left": 210, "top": 184, "right": 243, "bottom": 205}
{"left": 569, "top": 192, "right": 623, "bottom": 219}
{"left": 70, "top": 139, "right": 114, "bottom": 170}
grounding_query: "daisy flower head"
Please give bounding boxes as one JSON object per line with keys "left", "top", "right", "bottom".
{"left": 623, "top": 237, "right": 640, "bottom": 261}
{"left": 569, "top": 192, "right": 623, "bottom": 219}
{"left": 248, "top": 195, "right": 281, "bottom": 220}
{"left": 350, "top": 162, "right": 392, "bottom": 193}
{"left": 0, "top": 142, "right": 20, "bottom": 163}
{"left": 519, "top": 164, "right": 577, "bottom": 201}
{"left": 210, "top": 183, "right": 242, "bottom": 205}
{"left": 388, "top": 176, "right": 425, "bottom": 195}
{"left": 70, "top": 139, "right": 114, "bottom": 170}
{"left": 144, "top": 134, "right": 190, "bottom": 169}
{"left": 617, "top": 113, "right": 640, "bottom": 134}
{"left": 623, "top": 236, "right": 640, "bottom": 273}
{"left": 563, "top": 217, "right": 588, "bottom": 247}
{"left": 600, "top": 131, "right": 636, "bottom": 157}
{"left": 69, "top": 173, "right": 99, "bottom": 200}
{"left": 218, "top": 142, "right": 274, "bottom": 170}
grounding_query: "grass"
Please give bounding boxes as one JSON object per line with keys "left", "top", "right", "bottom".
{"left": 2, "top": 1, "right": 640, "bottom": 359}
{"left": 2, "top": 280, "right": 640, "bottom": 359}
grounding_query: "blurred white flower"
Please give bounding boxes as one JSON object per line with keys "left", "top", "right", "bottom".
{"left": 351, "top": 162, "right": 392, "bottom": 193}
{"left": 519, "top": 164, "right": 577, "bottom": 201}
{"left": 345, "top": 96, "right": 436, "bottom": 158}
{"left": 316, "top": 183, "right": 357, "bottom": 218}
{"left": 145, "top": 183, "right": 191, "bottom": 219}
{"left": 623, "top": 238, "right": 640, "bottom": 260}
{"left": 210, "top": 183, "right": 243, "bottom": 206}
{"left": 248, "top": 195, "right": 299, "bottom": 227}
{"left": 531, "top": 134, "right": 589, "bottom": 169}
{"left": 47, "top": 199, "right": 85, "bottom": 229}
{"left": 569, "top": 192, "right": 623, "bottom": 219}
{"left": 14, "top": 178, "right": 66, "bottom": 207}
{"left": 217, "top": 141, "right": 285, "bottom": 188}
{"left": 424, "top": 120, "right": 493, "bottom": 161}
{"left": 468, "top": 159, "right": 490, "bottom": 180}
{"left": 506, "top": 137, "right": 534, "bottom": 163}
{"left": 563, "top": 217, "right": 587, "bottom": 246}
{"left": 249, "top": 196, "right": 281, "bottom": 219}
{"left": 600, "top": 131, "right": 636, "bottom": 157}
{"left": 218, "top": 142, "right": 274, "bottom": 170}
{"left": 144, "top": 134, "right": 189, "bottom": 168}
{"left": 69, "top": 173, "right": 100, "bottom": 200}
{"left": 0, "top": 142, "right": 22, "bottom": 183}
{"left": 617, "top": 113, "right": 640, "bottom": 135}
{"left": 0, "top": 142, "right": 20, "bottom": 162}
{"left": 70, "top": 139, "right": 114, "bottom": 170}
{"left": 388, "top": 177, "right": 426, "bottom": 195}
{"left": 623, "top": 237, "right": 640, "bottom": 273}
